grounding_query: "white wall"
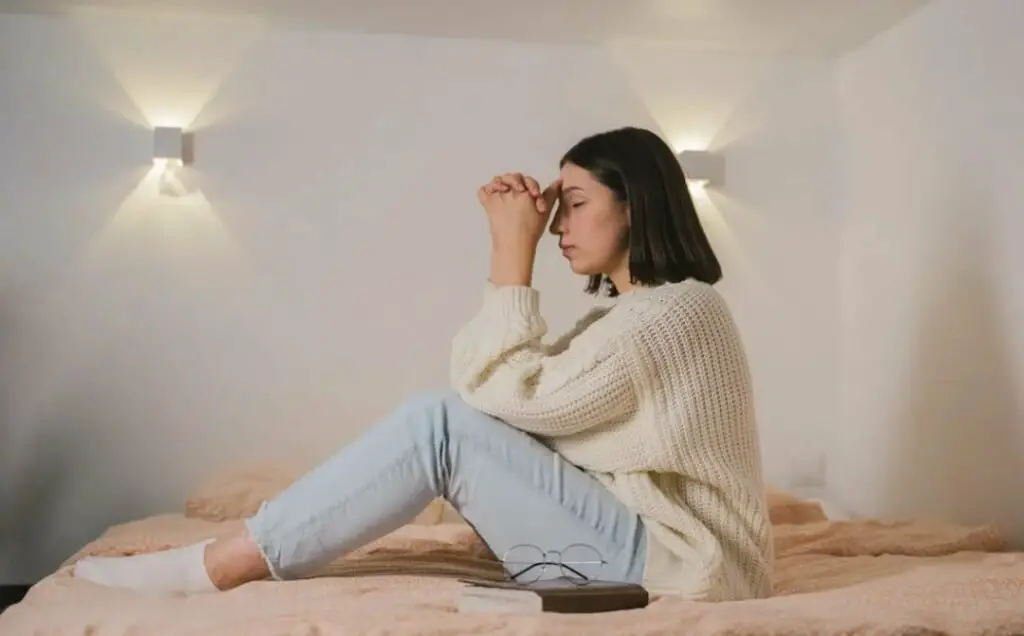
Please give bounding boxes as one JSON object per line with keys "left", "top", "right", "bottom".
{"left": 0, "top": 9, "right": 838, "bottom": 582}
{"left": 834, "top": 0, "right": 1024, "bottom": 545}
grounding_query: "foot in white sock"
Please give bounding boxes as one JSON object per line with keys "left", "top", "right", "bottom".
{"left": 73, "top": 539, "right": 218, "bottom": 593}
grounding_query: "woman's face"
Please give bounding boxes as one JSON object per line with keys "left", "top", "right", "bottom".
{"left": 549, "top": 162, "right": 630, "bottom": 277}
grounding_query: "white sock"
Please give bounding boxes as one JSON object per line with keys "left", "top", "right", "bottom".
{"left": 73, "top": 539, "right": 218, "bottom": 593}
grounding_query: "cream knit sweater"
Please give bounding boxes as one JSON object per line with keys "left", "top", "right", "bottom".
{"left": 450, "top": 280, "right": 773, "bottom": 601}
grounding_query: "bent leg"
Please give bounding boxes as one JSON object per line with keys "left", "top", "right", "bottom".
{"left": 426, "top": 392, "right": 647, "bottom": 584}
{"left": 245, "top": 390, "right": 645, "bottom": 584}
{"left": 75, "top": 390, "right": 645, "bottom": 591}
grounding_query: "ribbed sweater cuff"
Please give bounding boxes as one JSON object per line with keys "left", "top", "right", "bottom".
{"left": 483, "top": 282, "right": 541, "bottom": 318}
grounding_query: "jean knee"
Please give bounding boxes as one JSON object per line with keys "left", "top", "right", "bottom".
{"left": 383, "top": 390, "right": 452, "bottom": 448}
{"left": 390, "top": 389, "right": 504, "bottom": 452}
{"left": 403, "top": 389, "right": 458, "bottom": 410}
{"left": 398, "top": 388, "right": 452, "bottom": 422}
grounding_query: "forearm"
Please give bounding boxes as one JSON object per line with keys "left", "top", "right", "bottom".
{"left": 450, "top": 282, "right": 546, "bottom": 393}
{"left": 449, "top": 277, "right": 638, "bottom": 437}
{"left": 457, "top": 349, "right": 638, "bottom": 437}
{"left": 489, "top": 245, "right": 536, "bottom": 287}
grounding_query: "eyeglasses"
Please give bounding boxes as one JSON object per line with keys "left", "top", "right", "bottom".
{"left": 500, "top": 543, "right": 607, "bottom": 584}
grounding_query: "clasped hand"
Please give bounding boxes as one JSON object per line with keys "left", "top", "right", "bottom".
{"left": 478, "top": 173, "right": 561, "bottom": 256}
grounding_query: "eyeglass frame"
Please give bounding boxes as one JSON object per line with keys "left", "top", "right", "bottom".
{"left": 500, "top": 542, "right": 608, "bottom": 583}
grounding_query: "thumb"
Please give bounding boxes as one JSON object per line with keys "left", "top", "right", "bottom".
{"left": 537, "top": 178, "right": 562, "bottom": 214}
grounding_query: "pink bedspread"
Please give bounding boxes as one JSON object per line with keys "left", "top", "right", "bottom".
{"left": 3, "top": 513, "right": 1024, "bottom": 635}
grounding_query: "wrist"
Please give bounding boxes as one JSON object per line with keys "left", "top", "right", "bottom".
{"left": 489, "top": 244, "right": 535, "bottom": 287}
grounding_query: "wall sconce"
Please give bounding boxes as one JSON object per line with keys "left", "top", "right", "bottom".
{"left": 677, "top": 150, "right": 725, "bottom": 188}
{"left": 153, "top": 127, "right": 195, "bottom": 197}
{"left": 153, "top": 126, "right": 194, "bottom": 166}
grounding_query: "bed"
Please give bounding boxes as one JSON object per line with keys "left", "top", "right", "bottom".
{"left": 3, "top": 460, "right": 1023, "bottom": 635}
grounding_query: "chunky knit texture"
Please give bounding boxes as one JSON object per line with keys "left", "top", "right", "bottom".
{"left": 450, "top": 280, "right": 773, "bottom": 601}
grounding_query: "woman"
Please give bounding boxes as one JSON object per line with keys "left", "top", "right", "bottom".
{"left": 74, "top": 126, "right": 773, "bottom": 602}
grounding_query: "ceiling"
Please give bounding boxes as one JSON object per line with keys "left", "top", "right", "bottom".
{"left": 1, "top": 0, "right": 930, "bottom": 54}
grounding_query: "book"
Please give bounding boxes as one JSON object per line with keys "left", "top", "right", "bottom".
{"left": 456, "top": 578, "right": 650, "bottom": 614}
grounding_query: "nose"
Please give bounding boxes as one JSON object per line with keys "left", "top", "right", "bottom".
{"left": 548, "top": 205, "right": 565, "bottom": 236}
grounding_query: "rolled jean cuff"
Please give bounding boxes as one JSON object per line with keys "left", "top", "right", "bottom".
{"left": 244, "top": 504, "right": 287, "bottom": 582}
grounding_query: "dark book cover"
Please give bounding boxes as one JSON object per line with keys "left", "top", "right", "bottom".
{"left": 457, "top": 578, "right": 650, "bottom": 614}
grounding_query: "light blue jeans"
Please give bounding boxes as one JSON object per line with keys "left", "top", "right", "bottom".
{"left": 244, "top": 390, "right": 646, "bottom": 584}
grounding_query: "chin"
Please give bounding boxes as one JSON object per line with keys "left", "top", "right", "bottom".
{"left": 568, "top": 262, "right": 600, "bottom": 276}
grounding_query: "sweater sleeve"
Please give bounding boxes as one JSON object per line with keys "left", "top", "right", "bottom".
{"left": 449, "top": 284, "right": 636, "bottom": 437}
{"left": 543, "top": 306, "right": 611, "bottom": 356}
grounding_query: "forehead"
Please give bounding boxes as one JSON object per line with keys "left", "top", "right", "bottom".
{"left": 559, "top": 162, "right": 600, "bottom": 193}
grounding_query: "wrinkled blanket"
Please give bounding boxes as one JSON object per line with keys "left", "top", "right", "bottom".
{"left": 3, "top": 514, "right": 1024, "bottom": 635}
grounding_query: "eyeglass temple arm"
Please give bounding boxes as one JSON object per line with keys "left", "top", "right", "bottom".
{"left": 508, "top": 561, "right": 548, "bottom": 580}
{"left": 559, "top": 563, "right": 591, "bottom": 580}
{"left": 509, "top": 561, "right": 594, "bottom": 581}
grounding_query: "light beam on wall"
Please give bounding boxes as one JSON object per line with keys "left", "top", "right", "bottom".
{"left": 678, "top": 149, "right": 725, "bottom": 188}
{"left": 71, "top": 8, "right": 267, "bottom": 130}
